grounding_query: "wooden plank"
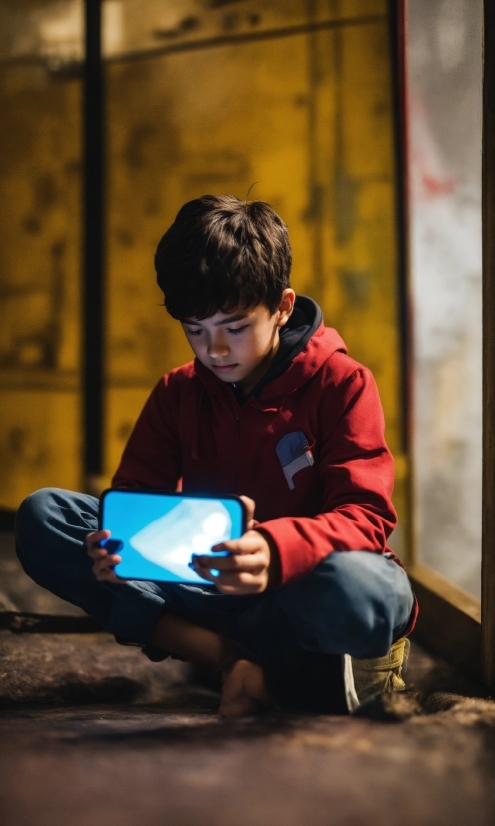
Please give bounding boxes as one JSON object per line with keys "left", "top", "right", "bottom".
{"left": 408, "top": 563, "right": 482, "bottom": 680}
{"left": 483, "top": 0, "right": 495, "bottom": 691}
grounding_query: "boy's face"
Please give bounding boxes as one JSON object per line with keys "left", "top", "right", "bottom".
{"left": 181, "top": 289, "right": 295, "bottom": 395}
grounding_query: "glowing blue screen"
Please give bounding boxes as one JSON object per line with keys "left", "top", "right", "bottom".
{"left": 100, "top": 491, "right": 244, "bottom": 583}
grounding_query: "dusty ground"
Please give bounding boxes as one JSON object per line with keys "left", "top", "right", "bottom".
{"left": 1, "top": 530, "right": 494, "bottom": 826}
{"left": 2, "top": 699, "right": 495, "bottom": 826}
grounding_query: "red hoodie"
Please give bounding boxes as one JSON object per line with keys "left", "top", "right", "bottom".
{"left": 113, "top": 311, "right": 415, "bottom": 629}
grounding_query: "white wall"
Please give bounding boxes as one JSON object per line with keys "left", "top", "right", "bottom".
{"left": 407, "top": 0, "right": 482, "bottom": 597}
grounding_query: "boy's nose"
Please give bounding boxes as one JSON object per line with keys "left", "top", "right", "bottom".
{"left": 207, "top": 338, "right": 230, "bottom": 358}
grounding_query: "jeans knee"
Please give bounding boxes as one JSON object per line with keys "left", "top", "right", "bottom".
{"left": 277, "top": 551, "right": 409, "bottom": 659}
{"left": 323, "top": 552, "right": 411, "bottom": 657}
{"left": 334, "top": 584, "right": 392, "bottom": 657}
{"left": 15, "top": 488, "right": 61, "bottom": 570}
{"left": 16, "top": 487, "right": 56, "bottom": 531}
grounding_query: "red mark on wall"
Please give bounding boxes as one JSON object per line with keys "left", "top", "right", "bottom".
{"left": 421, "top": 173, "right": 455, "bottom": 196}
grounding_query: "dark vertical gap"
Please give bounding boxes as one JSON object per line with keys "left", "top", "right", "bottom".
{"left": 482, "top": 0, "right": 495, "bottom": 689}
{"left": 388, "top": 0, "right": 410, "bottom": 457}
{"left": 82, "top": 0, "right": 105, "bottom": 489}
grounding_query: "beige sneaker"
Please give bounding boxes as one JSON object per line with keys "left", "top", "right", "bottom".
{"left": 343, "top": 638, "right": 410, "bottom": 712}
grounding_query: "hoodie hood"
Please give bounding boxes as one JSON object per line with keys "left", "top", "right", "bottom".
{"left": 193, "top": 295, "right": 347, "bottom": 404}
{"left": 243, "top": 295, "right": 322, "bottom": 399}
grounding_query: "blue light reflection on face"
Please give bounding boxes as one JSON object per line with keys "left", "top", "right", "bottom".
{"left": 100, "top": 491, "right": 243, "bottom": 583}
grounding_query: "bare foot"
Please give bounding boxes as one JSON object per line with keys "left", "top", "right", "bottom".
{"left": 148, "top": 610, "right": 235, "bottom": 669}
{"left": 219, "top": 659, "right": 272, "bottom": 717}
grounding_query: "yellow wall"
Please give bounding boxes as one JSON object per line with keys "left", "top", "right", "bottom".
{"left": 0, "top": 0, "right": 409, "bottom": 559}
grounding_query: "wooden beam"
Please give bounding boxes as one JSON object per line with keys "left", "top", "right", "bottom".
{"left": 409, "top": 563, "right": 482, "bottom": 680}
{"left": 482, "top": 0, "right": 495, "bottom": 691}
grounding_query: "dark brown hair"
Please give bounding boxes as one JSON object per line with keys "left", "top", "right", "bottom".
{"left": 154, "top": 195, "right": 292, "bottom": 319}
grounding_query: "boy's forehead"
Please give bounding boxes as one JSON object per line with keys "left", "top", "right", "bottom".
{"left": 182, "top": 306, "right": 264, "bottom": 326}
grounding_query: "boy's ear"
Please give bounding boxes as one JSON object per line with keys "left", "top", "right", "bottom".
{"left": 277, "top": 289, "right": 296, "bottom": 326}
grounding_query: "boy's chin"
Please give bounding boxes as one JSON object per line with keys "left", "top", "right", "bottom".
{"left": 209, "top": 366, "right": 255, "bottom": 392}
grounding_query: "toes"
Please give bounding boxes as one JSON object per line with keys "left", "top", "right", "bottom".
{"left": 219, "top": 695, "right": 257, "bottom": 718}
{"left": 220, "top": 659, "right": 271, "bottom": 717}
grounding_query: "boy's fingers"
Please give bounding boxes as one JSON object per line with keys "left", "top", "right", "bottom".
{"left": 86, "top": 529, "right": 111, "bottom": 544}
{"left": 86, "top": 530, "right": 111, "bottom": 556}
{"left": 86, "top": 530, "right": 112, "bottom": 560}
{"left": 193, "top": 553, "right": 264, "bottom": 572}
{"left": 193, "top": 564, "right": 263, "bottom": 588}
{"left": 192, "top": 556, "right": 268, "bottom": 593}
{"left": 87, "top": 546, "right": 109, "bottom": 560}
{"left": 212, "top": 536, "right": 264, "bottom": 556}
{"left": 93, "top": 555, "right": 123, "bottom": 582}
{"left": 192, "top": 564, "right": 217, "bottom": 584}
{"left": 93, "top": 554, "right": 121, "bottom": 571}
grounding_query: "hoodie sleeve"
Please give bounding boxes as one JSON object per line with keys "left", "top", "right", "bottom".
{"left": 257, "top": 367, "right": 398, "bottom": 585}
{"left": 111, "top": 374, "right": 182, "bottom": 490}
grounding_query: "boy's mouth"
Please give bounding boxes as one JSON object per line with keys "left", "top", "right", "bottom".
{"left": 211, "top": 364, "right": 238, "bottom": 373}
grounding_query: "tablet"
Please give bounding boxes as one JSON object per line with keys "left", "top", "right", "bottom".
{"left": 99, "top": 489, "right": 246, "bottom": 584}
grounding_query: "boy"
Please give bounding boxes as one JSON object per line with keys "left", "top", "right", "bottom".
{"left": 15, "top": 195, "right": 416, "bottom": 716}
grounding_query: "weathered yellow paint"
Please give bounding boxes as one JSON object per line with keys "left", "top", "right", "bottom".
{"left": 0, "top": 0, "right": 409, "bottom": 559}
{"left": 0, "top": 391, "right": 81, "bottom": 506}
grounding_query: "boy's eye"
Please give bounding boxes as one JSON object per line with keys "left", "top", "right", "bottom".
{"left": 186, "top": 328, "right": 202, "bottom": 337}
{"left": 227, "top": 326, "right": 248, "bottom": 335}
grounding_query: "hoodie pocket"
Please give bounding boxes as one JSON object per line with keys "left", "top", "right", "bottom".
{"left": 276, "top": 431, "right": 315, "bottom": 490}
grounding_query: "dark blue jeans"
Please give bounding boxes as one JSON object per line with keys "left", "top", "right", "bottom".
{"left": 15, "top": 488, "right": 414, "bottom": 677}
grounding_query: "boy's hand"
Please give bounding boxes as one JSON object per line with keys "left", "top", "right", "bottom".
{"left": 86, "top": 529, "right": 126, "bottom": 583}
{"left": 191, "top": 529, "right": 272, "bottom": 594}
{"left": 191, "top": 495, "right": 278, "bottom": 594}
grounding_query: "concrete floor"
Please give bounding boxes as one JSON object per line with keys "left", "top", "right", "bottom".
{"left": 1, "top": 531, "right": 495, "bottom": 826}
